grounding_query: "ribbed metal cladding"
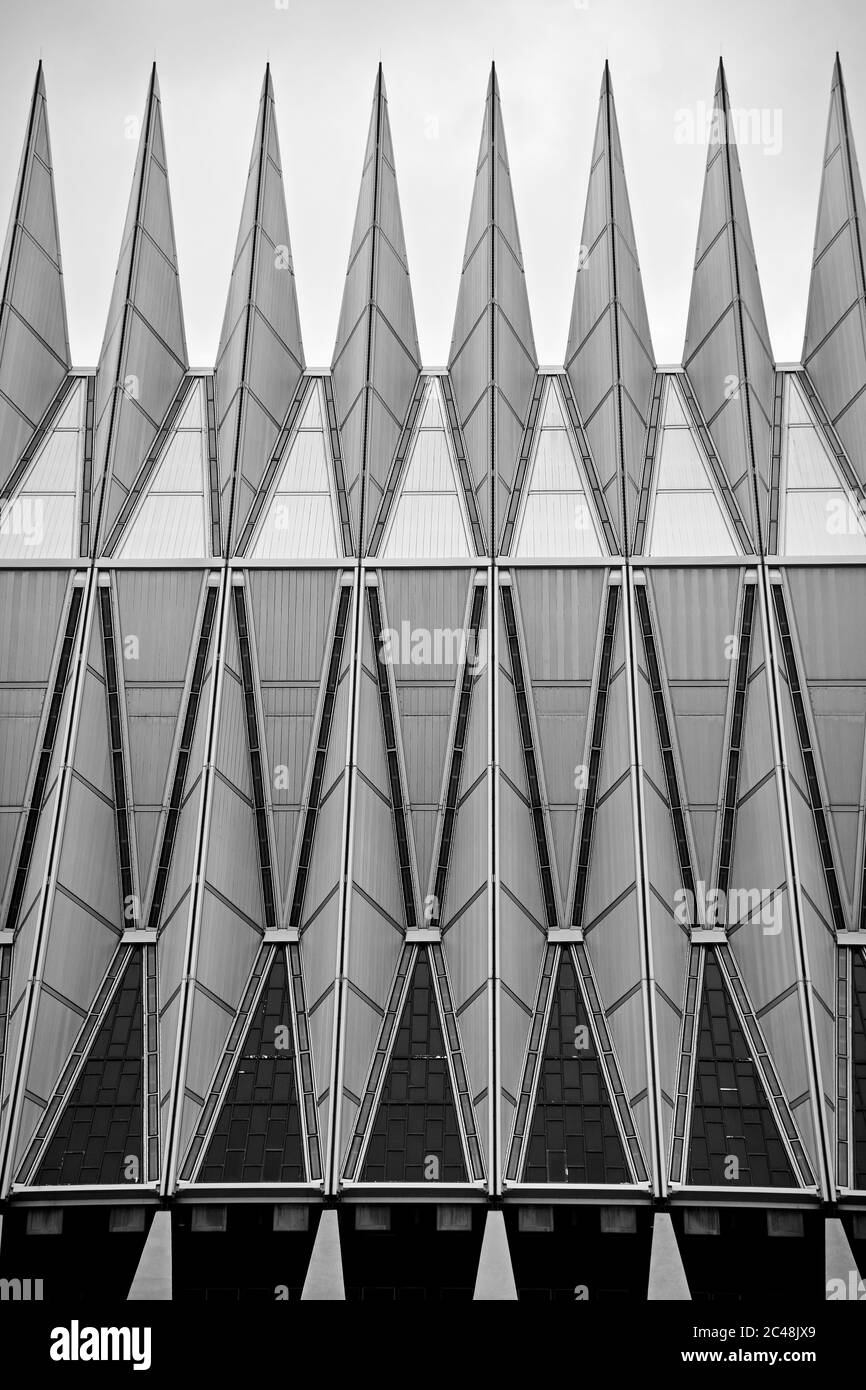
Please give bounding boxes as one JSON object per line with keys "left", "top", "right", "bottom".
{"left": 500, "top": 584, "right": 558, "bottom": 929}
{"left": 432, "top": 583, "right": 486, "bottom": 917}
{"left": 635, "top": 585, "right": 696, "bottom": 906}
{"left": 288, "top": 583, "right": 351, "bottom": 929}
{"left": 3, "top": 584, "right": 82, "bottom": 935}
{"left": 717, "top": 581, "right": 756, "bottom": 897}
{"left": 233, "top": 585, "right": 278, "bottom": 931}
{"left": 98, "top": 586, "right": 136, "bottom": 918}
{"left": 4, "top": 56, "right": 866, "bottom": 1235}
{"left": 571, "top": 584, "right": 619, "bottom": 928}
{"left": 147, "top": 585, "right": 218, "bottom": 932}
{"left": 772, "top": 583, "right": 846, "bottom": 934}
{"left": 367, "top": 585, "right": 417, "bottom": 929}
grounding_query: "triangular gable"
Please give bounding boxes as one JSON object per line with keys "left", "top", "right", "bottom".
{"left": 198, "top": 951, "right": 305, "bottom": 1183}
{"left": 249, "top": 380, "right": 341, "bottom": 560}
{"left": 524, "top": 952, "right": 629, "bottom": 1183}
{"left": 381, "top": 378, "right": 473, "bottom": 559}
{"left": 36, "top": 952, "right": 143, "bottom": 1185}
{"left": 512, "top": 377, "right": 606, "bottom": 558}
{"left": 361, "top": 949, "right": 467, "bottom": 1182}
{"left": 647, "top": 377, "right": 743, "bottom": 556}
{"left": 117, "top": 379, "right": 210, "bottom": 560}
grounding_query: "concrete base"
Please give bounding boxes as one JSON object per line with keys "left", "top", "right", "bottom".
{"left": 648, "top": 1212, "right": 691, "bottom": 1300}
{"left": 473, "top": 1209, "right": 518, "bottom": 1300}
{"left": 301, "top": 1210, "right": 345, "bottom": 1300}
{"left": 127, "top": 1210, "right": 172, "bottom": 1300}
{"left": 825, "top": 1216, "right": 864, "bottom": 1300}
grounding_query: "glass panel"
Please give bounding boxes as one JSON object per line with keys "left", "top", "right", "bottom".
{"left": 785, "top": 425, "right": 839, "bottom": 488}
{"left": 37, "top": 954, "right": 143, "bottom": 1186}
{"left": 784, "top": 491, "right": 866, "bottom": 556}
{"left": 200, "top": 952, "right": 305, "bottom": 1184}
{"left": 361, "top": 951, "right": 466, "bottom": 1183}
{"left": 649, "top": 492, "right": 738, "bottom": 556}
{"left": 524, "top": 953, "right": 628, "bottom": 1185}
{"left": 655, "top": 427, "right": 710, "bottom": 490}
{"left": 687, "top": 952, "right": 796, "bottom": 1187}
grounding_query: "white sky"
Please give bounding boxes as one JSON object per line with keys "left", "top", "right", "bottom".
{"left": 1, "top": 0, "right": 864, "bottom": 370}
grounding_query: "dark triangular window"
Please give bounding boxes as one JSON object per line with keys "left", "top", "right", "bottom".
{"left": 200, "top": 952, "right": 304, "bottom": 1183}
{"left": 524, "top": 952, "right": 628, "bottom": 1183}
{"left": 688, "top": 951, "right": 796, "bottom": 1186}
{"left": 852, "top": 951, "right": 866, "bottom": 1188}
{"left": 38, "top": 953, "right": 143, "bottom": 1185}
{"left": 361, "top": 951, "right": 466, "bottom": 1182}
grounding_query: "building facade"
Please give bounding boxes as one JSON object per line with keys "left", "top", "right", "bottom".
{"left": 0, "top": 54, "right": 865, "bottom": 1301}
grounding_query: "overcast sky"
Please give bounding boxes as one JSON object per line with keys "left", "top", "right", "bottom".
{"left": 1, "top": 0, "right": 864, "bottom": 370}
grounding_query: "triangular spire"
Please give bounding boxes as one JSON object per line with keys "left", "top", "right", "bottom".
{"left": 331, "top": 65, "right": 421, "bottom": 554}
{"left": 523, "top": 952, "right": 629, "bottom": 1183}
{"left": 36, "top": 953, "right": 143, "bottom": 1185}
{"left": 683, "top": 61, "right": 775, "bottom": 550}
{"left": 215, "top": 65, "right": 305, "bottom": 551}
{"left": 687, "top": 951, "right": 796, "bottom": 1186}
{"left": 448, "top": 64, "right": 538, "bottom": 553}
{"left": 92, "top": 66, "right": 188, "bottom": 552}
{"left": 198, "top": 953, "right": 305, "bottom": 1183}
{"left": 361, "top": 950, "right": 467, "bottom": 1182}
{"left": 0, "top": 63, "right": 70, "bottom": 492}
{"left": 565, "top": 62, "right": 655, "bottom": 553}
{"left": 803, "top": 55, "right": 866, "bottom": 496}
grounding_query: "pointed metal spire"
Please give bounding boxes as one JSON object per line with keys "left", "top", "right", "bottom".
{"left": 331, "top": 64, "right": 421, "bottom": 554}
{"left": 565, "top": 61, "right": 655, "bottom": 553}
{"left": 803, "top": 55, "right": 866, "bottom": 495}
{"left": 448, "top": 63, "right": 537, "bottom": 553}
{"left": 91, "top": 65, "right": 188, "bottom": 551}
{"left": 215, "top": 64, "right": 305, "bottom": 551}
{"left": 0, "top": 62, "right": 70, "bottom": 491}
{"left": 683, "top": 60, "right": 775, "bottom": 549}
